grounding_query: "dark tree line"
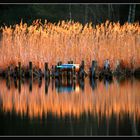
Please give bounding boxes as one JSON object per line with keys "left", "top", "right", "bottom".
{"left": 0, "top": 4, "right": 139, "bottom": 26}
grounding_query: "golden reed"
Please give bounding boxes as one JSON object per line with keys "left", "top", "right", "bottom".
{"left": 0, "top": 19, "right": 140, "bottom": 71}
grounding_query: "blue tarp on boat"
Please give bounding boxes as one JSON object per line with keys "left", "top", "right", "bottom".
{"left": 56, "top": 64, "right": 79, "bottom": 69}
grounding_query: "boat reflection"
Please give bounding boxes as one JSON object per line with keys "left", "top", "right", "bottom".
{"left": 54, "top": 78, "right": 84, "bottom": 93}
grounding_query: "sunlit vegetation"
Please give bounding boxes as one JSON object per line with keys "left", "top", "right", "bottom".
{"left": 0, "top": 19, "right": 140, "bottom": 71}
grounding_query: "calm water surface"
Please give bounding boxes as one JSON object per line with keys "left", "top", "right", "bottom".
{"left": 0, "top": 76, "right": 140, "bottom": 136}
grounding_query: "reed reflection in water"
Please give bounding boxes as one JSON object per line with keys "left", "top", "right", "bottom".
{"left": 0, "top": 76, "right": 140, "bottom": 135}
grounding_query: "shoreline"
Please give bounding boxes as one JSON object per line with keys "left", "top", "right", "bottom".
{"left": 0, "top": 63, "right": 140, "bottom": 80}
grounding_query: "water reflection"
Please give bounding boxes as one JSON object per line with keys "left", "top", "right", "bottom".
{"left": 55, "top": 78, "right": 84, "bottom": 93}
{"left": 89, "top": 78, "right": 97, "bottom": 91}
{"left": 0, "top": 76, "right": 140, "bottom": 135}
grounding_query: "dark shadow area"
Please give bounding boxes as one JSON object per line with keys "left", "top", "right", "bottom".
{"left": 0, "top": 4, "right": 140, "bottom": 26}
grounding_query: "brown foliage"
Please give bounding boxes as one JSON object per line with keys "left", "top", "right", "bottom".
{"left": 0, "top": 20, "right": 140, "bottom": 71}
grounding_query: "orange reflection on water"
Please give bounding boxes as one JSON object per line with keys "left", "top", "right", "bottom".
{"left": 0, "top": 78, "right": 140, "bottom": 120}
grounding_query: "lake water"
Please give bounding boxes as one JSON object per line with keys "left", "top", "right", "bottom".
{"left": 0, "top": 76, "right": 140, "bottom": 136}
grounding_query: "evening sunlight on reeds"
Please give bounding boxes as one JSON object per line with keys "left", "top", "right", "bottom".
{"left": 0, "top": 19, "right": 140, "bottom": 71}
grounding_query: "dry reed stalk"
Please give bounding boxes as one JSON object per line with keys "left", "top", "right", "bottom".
{"left": 0, "top": 20, "right": 140, "bottom": 72}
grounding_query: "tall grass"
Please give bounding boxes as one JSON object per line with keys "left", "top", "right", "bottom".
{"left": 0, "top": 19, "right": 140, "bottom": 71}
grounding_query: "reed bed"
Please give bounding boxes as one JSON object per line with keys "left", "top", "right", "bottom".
{"left": 0, "top": 19, "right": 140, "bottom": 71}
